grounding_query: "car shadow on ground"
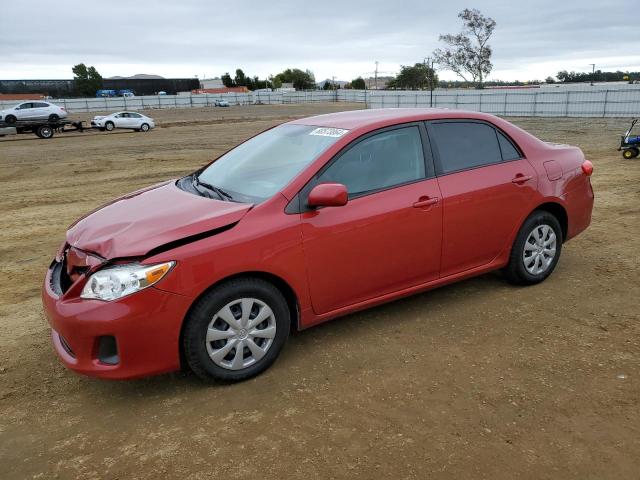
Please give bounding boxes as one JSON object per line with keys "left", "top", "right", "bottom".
{"left": 71, "top": 270, "right": 511, "bottom": 399}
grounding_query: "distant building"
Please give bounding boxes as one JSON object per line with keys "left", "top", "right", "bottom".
{"left": 192, "top": 87, "right": 249, "bottom": 94}
{"left": 200, "top": 78, "right": 225, "bottom": 89}
{"left": 276, "top": 82, "right": 296, "bottom": 93}
{"left": 0, "top": 77, "right": 199, "bottom": 97}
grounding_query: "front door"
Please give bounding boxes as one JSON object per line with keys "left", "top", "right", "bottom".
{"left": 300, "top": 124, "right": 443, "bottom": 315}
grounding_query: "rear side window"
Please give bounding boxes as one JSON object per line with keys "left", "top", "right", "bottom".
{"left": 32, "top": 102, "right": 49, "bottom": 108}
{"left": 431, "top": 122, "right": 502, "bottom": 174}
{"left": 497, "top": 131, "right": 521, "bottom": 160}
{"left": 318, "top": 126, "right": 426, "bottom": 197}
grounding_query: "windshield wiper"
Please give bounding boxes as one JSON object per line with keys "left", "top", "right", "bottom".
{"left": 192, "top": 174, "right": 234, "bottom": 201}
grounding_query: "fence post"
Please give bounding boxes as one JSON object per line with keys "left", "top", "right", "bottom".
{"left": 503, "top": 93, "right": 508, "bottom": 116}
{"left": 479, "top": 92, "right": 482, "bottom": 112}
{"left": 602, "top": 89, "right": 609, "bottom": 118}
{"left": 123, "top": 95, "right": 127, "bottom": 110}
{"left": 565, "top": 92, "right": 570, "bottom": 117}
{"left": 397, "top": 94, "right": 400, "bottom": 108}
{"left": 455, "top": 93, "right": 459, "bottom": 110}
{"left": 533, "top": 91, "right": 538, "bottom": 116}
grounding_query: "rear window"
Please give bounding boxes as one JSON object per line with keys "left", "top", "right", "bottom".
{"left": 497, "top": 131, "right": 521, "bottom": 160}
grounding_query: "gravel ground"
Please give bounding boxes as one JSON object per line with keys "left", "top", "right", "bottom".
{"left": 0, "top": 104, "right": 639, "bottom": 479}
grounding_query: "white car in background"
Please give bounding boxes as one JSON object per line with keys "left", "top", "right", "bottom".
{"left": 214, "top": 99, "right": 230, "bottom": 107}
{"left": 91, "top": 111, "right": 155, "bottom": 132}
{"left": 0, "top": 101, "right": 67, "bottom": 124}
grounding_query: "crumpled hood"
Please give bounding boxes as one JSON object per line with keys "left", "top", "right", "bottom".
{"left": 67, "top": 182, "right": 252, "bottom": 259}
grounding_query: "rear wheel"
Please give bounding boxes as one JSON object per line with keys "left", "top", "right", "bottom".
{"left": 504, "top": 210, "right": 563, "bottom": 285}
{"left": 36, "top": 125, "right": 54, "bottom": 139}
{"left": 139, "top": 123, "right": 150, "bottom": 132}
{"left": 622, "top": 148, "right": 639, "bottom": 159}
{"left": 5, "top": 115, "right": 16, "bottom": 125}
{"left": 104, "top": 121, "right": 115, "bottom": 131}
{"left": 48, "top": 113, "right": 59, "bottom": 122}
{"left": 183, "top": 278, "right": 290, "bottom": 382}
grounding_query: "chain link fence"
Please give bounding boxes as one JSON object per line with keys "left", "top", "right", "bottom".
{"left": 2, "top": 87, "right": 638, "bottom": 117}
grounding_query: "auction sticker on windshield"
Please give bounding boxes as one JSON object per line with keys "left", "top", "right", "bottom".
{"left": 309, "top": 127, "right": 349, "bottom": 137}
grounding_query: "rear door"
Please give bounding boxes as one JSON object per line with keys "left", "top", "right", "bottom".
{"left": 31, "top": 102, "right": 51, "bottom": 120}
{"left": 300, "top": 124, "right": 443, "bottom": 314}
{"left": 426, "top": 120, "right": 537, "bottom": 277}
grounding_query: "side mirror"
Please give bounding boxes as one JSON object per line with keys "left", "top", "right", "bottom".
{"left": 307, "top": 183, "right": 348, "bottom": 208}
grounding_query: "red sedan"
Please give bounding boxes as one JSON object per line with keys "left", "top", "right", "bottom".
{"left": 42, "top": 109, "right": 594, "bottom": 382}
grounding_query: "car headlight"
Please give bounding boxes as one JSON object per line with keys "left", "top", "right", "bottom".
{"left": 80, "top": 262, "right": 175, "bottom": 301}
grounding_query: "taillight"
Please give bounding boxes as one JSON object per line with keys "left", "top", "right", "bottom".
{"left": 581, "top": 160, "right": 594, "bottom": 176}
{"left": 61, "top": 107, "right": 67, "bottom": 111}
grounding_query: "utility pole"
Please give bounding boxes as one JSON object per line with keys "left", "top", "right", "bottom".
{"left": 424, "top": 57, "right": 435, "bottom": 107}
{"left": 374, "top": 61, "right": 379, "bottom": 90}
{"left": 332, "top": 76, "right": 336, "bottom": 90}
{"left": 590, "top": 63, "right": 596, "bottom": 86}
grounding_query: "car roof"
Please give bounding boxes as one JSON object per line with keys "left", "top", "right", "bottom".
{"left": 289, "top": 108, "right": 503, "bottom": 131}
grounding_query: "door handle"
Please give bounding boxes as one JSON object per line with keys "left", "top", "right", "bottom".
{"left": 413, "top": 197, "right": 439, "bottom": 208}
{"left": 511, "top": 174, "right": 532, "bottom": 184}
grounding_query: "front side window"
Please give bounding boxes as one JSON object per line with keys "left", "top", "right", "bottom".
{"left": 318, "top": 126, "right": 425, "bottom": 197}
{"left": 18, "top": 103, "right": 33, "bottom": 109}
{"left": 197, "top": 124, "right": 345, "bottom": 202}
{"left": 431, "top": 122, "right": 503, "bottom": 174}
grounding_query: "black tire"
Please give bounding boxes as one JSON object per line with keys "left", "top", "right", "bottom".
{"left": 139, "top": 123, "right": 150, "bottom": 132}
{"left": 504, "top": 210, "right": 563, "bottom": 285}
{"left": 5, "top": 115, "right": 17, "bottom": 125}
{"left": 622, "top": 148, "right": 639, "bottom": 159}
{"left": 48, "top": 113, "right": 59, "bottom": 122}
{"left": 183, "top": 278, "right": 290, "bottom": 382}
{"left": 36, "top": 125, "right": 54, "bottom": 139}
{"left": 104, "top": 121, "right": 115, "bottom": 131}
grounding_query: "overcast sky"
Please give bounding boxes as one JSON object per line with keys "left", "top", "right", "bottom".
{"left": 2, "top": 0, "right": 639, "bottom": 82}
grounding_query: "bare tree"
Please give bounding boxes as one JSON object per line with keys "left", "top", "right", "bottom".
{"left": 433, "top": 8, "right": 496, "bottom": 88}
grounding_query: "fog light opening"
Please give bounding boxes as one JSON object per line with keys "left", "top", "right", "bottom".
{"left": 97, "top": 336, "right": 120, "bottom": 365}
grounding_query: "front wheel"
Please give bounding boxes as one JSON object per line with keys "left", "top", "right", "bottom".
{"left": 183, "top": 278, "right": 290, "bottom": 382}
{"left": 504, "top": 211, "right": 563, "bottom": 285}
{"left": 4, "top": 115, "right": 17, "bottom": 125}
{"left": 622, "top": 148, "right": 639, "bottom": 159}
{"left": 104, "top": 121, "right": 115, "bottom": 131}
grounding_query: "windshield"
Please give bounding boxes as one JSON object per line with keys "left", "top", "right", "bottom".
{"left": 197, "top": 124, "right": 346, "bottom": 202}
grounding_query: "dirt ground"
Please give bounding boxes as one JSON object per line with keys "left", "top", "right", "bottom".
{"left": 1, "top": 103, "right": 639, "bottom": 479}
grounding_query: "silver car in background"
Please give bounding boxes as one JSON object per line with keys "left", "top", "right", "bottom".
{"left": 91, "top": 111, "right": 155, "bottom": 132}
{"left": 0, "top": 101, "right": 68, "bottom": 124}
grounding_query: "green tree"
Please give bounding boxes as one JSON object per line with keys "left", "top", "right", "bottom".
{"left": 393, "top": 63, "right": 439, "bottom": 90}
{"left": 221, "top": 72, "right": 234, "bottom": 87}
{"left": 234, "top": 69, "right": 247, "bottom": 86}
{"left": 433, "top": 8, "right": 496, "bottom": 88}
{"left": 545, "top": 76, "right": 556, "bottom": 84}
{"left": 274, "top": 68, "right": 316, "bottom": 90}
{"left": 351, "top": 77, "right": 366, "bottom": 90}
{"left": 72, "top": 63, "right": 103, "bottom": 96}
